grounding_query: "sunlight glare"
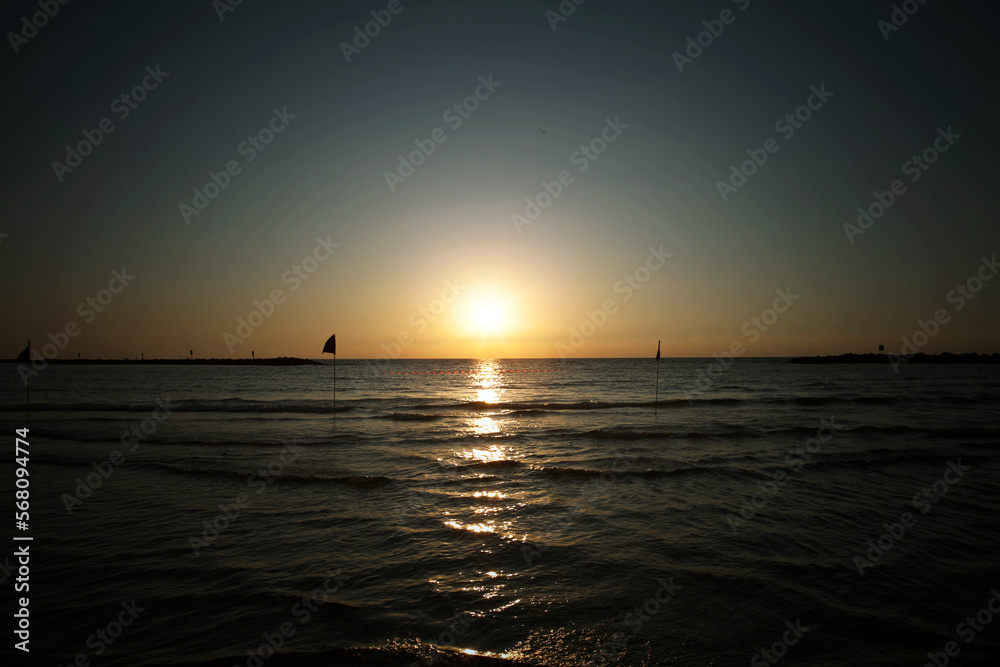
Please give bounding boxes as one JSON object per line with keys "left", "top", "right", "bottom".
{"left": 461, "top": 293, "right": 514, "bottom": 338}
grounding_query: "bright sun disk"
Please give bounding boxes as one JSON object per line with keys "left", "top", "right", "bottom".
{"left": 471, "top": 299, "right": 504, "bottom": 335}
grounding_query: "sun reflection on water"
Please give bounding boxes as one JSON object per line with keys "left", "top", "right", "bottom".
{"left": 460, "top": 444, "right": 510, "bottom": 462}
{"left": 470, "top": 359, "right": 505, "bottom": 404}
{"left": 469, "top": 416, "right": 501, "bottom": 435}
{"left": 476, "top": 387, "right": 500, "bottom": 404}
{"left": 435, "top": 361, "right": 527, "bottom": 594}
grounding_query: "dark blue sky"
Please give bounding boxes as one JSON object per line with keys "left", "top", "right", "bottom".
{"left": 2, "top": 0, "right": 998, "bottom": 358}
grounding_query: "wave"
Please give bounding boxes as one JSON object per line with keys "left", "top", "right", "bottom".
{"left": 2, "top": 392, "right": 992, "bottom": 416}
{"left": 439, "top": 474, "right": 500, "bottom": 485}
{"left": 531, "top": 450, "right": 989, "bottom": 482}
{"left": 535, "top": 465, "right": 677, "bottom": 479}
{"left": 584, "top": 427, "right": 760, "bottom": 441}
{"left": 378, "top": 412, "right": 444, "bottom": 422}
{"left": 455, "top": 460, "right": 523, "bottom": 471}
{"left": 33, "top": 435, "right": 313, "bottom": 447}
{"left": 422, "top": 398, "right": 745, "bottom": 412}
{"left": 143, "top": 462, "right": 393, "bottom": 488}
{"left": 36, "top": 454, "right": 395, "bottom": 489}
{"left": 846, "top": 425, "right": 1000, "bottom": 438}
{"left": 27, "top": 421, "right": 998, "bottom": 452}
{"left": 0, "top": 399, "right": 354, "bottom": 414}
{"left": 582, "top": 423, "right": 1000, "bottom": 441}
{"left": 185, "top": 639, "right": 538, "bottom": 666}
{"left": 800, "top": 450, "right": 988, "bottom": 471}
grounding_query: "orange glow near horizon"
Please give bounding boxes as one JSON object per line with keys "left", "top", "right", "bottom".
{"left": 11, "top": 253, "right": 999, "bottom": 360}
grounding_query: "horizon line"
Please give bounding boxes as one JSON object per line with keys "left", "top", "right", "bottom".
{"left": 6, "top": 351, "right": 1000, "bottom": 363}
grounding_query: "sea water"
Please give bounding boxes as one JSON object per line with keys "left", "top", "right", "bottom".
{"left": 2, "top": 358, "right": 999, "bottom": 666}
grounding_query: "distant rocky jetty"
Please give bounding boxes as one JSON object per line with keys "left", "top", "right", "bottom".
{"left": 3, "top": 356, "right": 322, "bottom": 366}
{"left": 790, "top": 352, "right": 1000, "bottom": 364}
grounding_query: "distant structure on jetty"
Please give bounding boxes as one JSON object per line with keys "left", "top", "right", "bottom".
{"left": 790, "top": 352, "right": 1000, "bottom": 364}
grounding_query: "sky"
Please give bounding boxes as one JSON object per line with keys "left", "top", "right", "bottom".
{"left": 2, "top": 0, "right": 998, "bottom": 360}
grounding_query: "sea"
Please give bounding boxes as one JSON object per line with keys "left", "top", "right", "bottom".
{"left": 2, "top": 358, "right": 999, "bottom": 666}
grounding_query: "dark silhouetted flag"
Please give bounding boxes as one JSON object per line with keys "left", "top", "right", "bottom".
{"left": 323, "top": 333, "right": 338, "bottom": 420}
{"left": 655, "top": 340, "right": 660, "bottom": 361}
{"left": 16, "top": 342, "right": 30, "bottom": 362}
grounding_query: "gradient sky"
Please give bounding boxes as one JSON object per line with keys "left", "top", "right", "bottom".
{"left": 2, "top": 0, "right": 998, "bottom": 359}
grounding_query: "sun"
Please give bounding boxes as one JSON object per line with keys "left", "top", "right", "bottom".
{"left": 456, "top": 287, "right": 517, "bottom": 340}
{"left": 471, "top": 298, "right": 504, "bottom": 336}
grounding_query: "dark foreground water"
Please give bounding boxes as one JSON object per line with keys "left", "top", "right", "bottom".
{"left": 2, "top": 358, "right": 999, "bottom": 666}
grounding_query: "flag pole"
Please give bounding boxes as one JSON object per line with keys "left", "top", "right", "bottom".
{"left": 655, "top": 340, "right": 661, "bottom": 418}
{"left": 323, "top": 333, "right": 337, "bottom": 420}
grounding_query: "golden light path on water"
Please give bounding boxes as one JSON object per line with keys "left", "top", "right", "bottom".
{"left": 437, "top": 359, "right": 527, "bottom": 639}
{"left": 427, "top": 360, "right": 591, "bottom": 662}
{"left": 443, "top": 359, "right": 520, "bottom": 560}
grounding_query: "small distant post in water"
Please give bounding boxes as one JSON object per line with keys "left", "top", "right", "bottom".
{"left": 322, "top": 333, "right": 337, "bottom": 419}
{"left": 189, "top": 349, "right": 193, "bottom": 361}
{"left": 251, "top": 350, "right": 254, "bottom": 360}
{"left": 654, "top": 340, "right": 661, "bottom": 418}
